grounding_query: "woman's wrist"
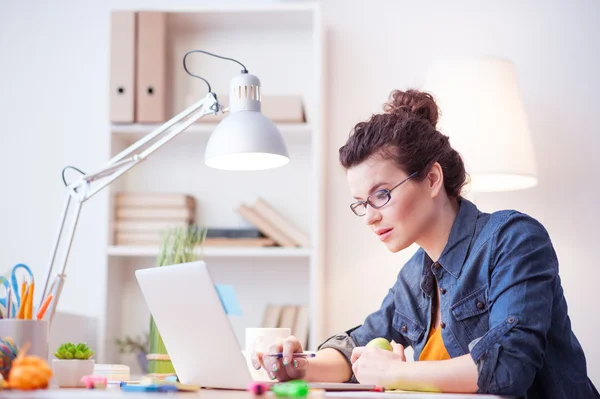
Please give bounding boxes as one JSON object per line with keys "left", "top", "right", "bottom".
{"left": 387, "top": 356, "right": 478, "bottom": 393}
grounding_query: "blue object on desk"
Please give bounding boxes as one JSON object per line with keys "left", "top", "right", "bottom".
{"left": 121, "top": 384, "right": 178, "bottom": 392}
{"left": 0, "top": 263, "right": 34, "bottom": 318}
{"left": 215, "top": 284, "right": 242, "bottom": 316}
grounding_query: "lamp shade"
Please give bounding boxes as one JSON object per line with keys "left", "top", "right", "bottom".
{"left": 205, "top": 73, "right": 289, "bottom": 171}
{"left": 423, "top": 57, "right": 537, "bottom": 192}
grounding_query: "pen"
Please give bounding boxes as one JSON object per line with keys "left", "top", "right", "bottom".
{"left": 7, "top": 285, "right": 12, "bottom": 318}
{"left": 268, "top": 353, "right": 316, "bottom": 359}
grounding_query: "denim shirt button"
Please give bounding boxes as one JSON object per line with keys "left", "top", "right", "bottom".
{"left": 440, "top": 322, "right": 446, "bottom": 329}
{"left": 440, "top": 288, "right": 447, "bottom": 295}
{"left": 507, "top": 317, "right": 515, "bottom": 324}
{"left": 476, "top": 301, "right": 484, "bottom": 309}
{"left": 433, "top": 262, "right": 441, "bottom": 269}
{"left": 401, "top": 325, "right": 407, "bottom": 333}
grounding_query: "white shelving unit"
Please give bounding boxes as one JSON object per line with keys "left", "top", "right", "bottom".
{"left": 102, "top": 3, "right": 324, "bottom": 372}
{"left": 107, "top": 245, "right": 312, "bottom": 258}
{"left": 111, "top": 123, "right": 313, "bottom": 145}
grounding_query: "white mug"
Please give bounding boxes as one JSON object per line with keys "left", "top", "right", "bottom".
{"left": 244, "top": 327, "right": 291, "bottom": 381}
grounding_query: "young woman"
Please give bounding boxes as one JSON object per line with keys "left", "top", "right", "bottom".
{"left": 252, "top": 90, "right": 599, "bottom": 398}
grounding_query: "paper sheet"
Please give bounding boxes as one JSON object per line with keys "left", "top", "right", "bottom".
{"left": 214, "top": 284, "right": 242, "bottom": 316}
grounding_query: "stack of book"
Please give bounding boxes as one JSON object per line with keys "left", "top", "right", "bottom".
{"left": 235, "top": 198, "right": 310, "bottom": 248}
{"left": 114, "top": 193, "right": 196, "bottom": 246}
{"left": 262, "top": 304, "right": 310, "bottom": 350}
{"left": 203, "top": 228, "right": 276, "bottom": 247}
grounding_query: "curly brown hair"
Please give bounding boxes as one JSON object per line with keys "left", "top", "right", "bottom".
{"left": 339, "top": 89, "right": 468, "bottom": 198}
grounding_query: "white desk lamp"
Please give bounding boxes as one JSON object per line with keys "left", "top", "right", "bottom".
{"left": 38, "top": 50, "right": 289, "bottom": 324}
{"left": 423, "top": 57, "right": 537, "bottom": 194}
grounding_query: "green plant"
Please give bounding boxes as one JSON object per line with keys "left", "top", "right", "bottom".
{"left": 54, "top": 342, "right": 95, "bottom": 360}
{"left": 157, "top": 225, "right": 207, "bottom": 265}
{"left": 149, "top": 225, "right": 206, "bottom": 376}
{"left": 116, "top": 333, "right": 149, "bottom": 355}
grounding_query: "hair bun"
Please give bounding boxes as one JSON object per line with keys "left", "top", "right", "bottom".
{"left": 383, "top": 89, "right": 439, "bottom": 128}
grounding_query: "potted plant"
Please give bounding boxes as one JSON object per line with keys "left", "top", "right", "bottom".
{"left": 148, "top": 226, "right": 206, "bottom": 379}
{"left": 52, "top": 342, "right": 95, "bottom": 388}
{"left": 116, "top": 333, "right": 149, "bottom": 374}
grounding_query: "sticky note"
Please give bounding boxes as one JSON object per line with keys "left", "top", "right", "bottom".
{"left": 214, "top": 285, "right": 243, "bottom": 316}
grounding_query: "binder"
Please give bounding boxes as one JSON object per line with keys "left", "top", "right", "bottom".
{"left": 109, "top": 11, "right": 136, "bottom": 123}
{"left": 136, "top": 12, "right": 167, "bottom": 123}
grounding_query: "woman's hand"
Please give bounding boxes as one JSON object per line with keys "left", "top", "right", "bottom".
{"left": 250, "top": 335, "right": 309, "bottom": 382}
{"left": 351, "top": 341, "right": 407, "bottom": 387}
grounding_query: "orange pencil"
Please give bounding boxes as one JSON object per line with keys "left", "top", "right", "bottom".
{"left": 25, "top": 283, "right": 34, "bottom": 319}
{"left": 20, "top": 282, "right": 26, "bottom": 307}
{"left": 37, "top": 294, "right": 53, "bottom": 320}
{"left": 17, "top": 286, "right": 29, "bottom": 319}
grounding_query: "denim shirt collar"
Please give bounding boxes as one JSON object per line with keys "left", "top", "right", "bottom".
{"left": 427, "top": 197, "right": 480, "bottom": 279}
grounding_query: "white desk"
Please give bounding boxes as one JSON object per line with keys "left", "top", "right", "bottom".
{"left": 0, "top": 386, "right": 511, "bottom": 398}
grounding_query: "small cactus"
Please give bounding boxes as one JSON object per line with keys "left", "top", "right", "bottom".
{"left": 54, "top": 342, "right": 94, "bottom": 360}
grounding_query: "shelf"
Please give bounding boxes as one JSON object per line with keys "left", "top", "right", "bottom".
{"left": 107, "top": 245, "right": 312, "bottom": 258}
{"left": 111, "top": 123, "right": 312, "bottom": 145}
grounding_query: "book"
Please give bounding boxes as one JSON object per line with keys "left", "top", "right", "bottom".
{"left": 278, "top": 305, "right": 298, "bottom": 331}
{"left": 206, "top": 228, "right": 263, "bottom": 239}
{"left": 203, "top": 238, "right": 275, "bottom": 247}
{"left": 116, "top": 207, "right": 195, "bottom": 221}
{"left": 293, "top": 305, "right": 310, "bottom": 350}
{"left": 115, "top": 220, "right": 190, "bottom": 233}
{"left": 116, "top": 193, "right": 196, "bottom": 208}
{"left": 253, "top": 198, "right": 310, "bottom": 247}
{"left": 235, "top": 204, "right": 296, "bottom": 247}
{"left": 115, "top": 233, "right": 275, "bottom": 247}
{"left": 198, "top": 95, "right": 305, "bottom": 123}
{"left": 262, "top": 304, "right": 283, "bottom": 328}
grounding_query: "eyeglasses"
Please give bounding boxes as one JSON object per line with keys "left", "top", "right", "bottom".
{"left": 350, "top": 171, "right": 419, "bottom": 217}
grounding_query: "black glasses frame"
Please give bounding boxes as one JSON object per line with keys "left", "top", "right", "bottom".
{"left": 350, "top": 171, "right": 420, "bottom": 217}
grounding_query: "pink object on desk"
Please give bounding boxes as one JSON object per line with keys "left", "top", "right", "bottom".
{"left": 80, "top": 375, "right": 108, "bottom": 389}
{"left": 247, "top": 381, "right": 271, "bottom": 395}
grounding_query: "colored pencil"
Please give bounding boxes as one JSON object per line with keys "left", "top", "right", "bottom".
{"left": 25, "top": 283, "right": 34, "bottom": 319}
{"left": 36, "top": 294, "right": 53, "bottom": 320}
{"left": 17, "top": 286, "right": 29, "bottom": 319}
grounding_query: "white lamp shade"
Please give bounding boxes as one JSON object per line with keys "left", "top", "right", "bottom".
{"left": 423, "top": 57, "right": 537, "bottom": 192}
{"left": 205, "top": 73, "right": 290, "bottom": 171}
{"left": 205, "top": 110, "right": 289, "bottom": 170}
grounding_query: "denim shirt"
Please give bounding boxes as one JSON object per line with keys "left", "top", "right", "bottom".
{"left": 319, "top": 198, "right": 599, "bottom": 399}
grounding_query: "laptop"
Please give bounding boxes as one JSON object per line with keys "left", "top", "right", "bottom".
{"left": 136, "top": 261, "right": 379, "bottom": 391}
{"left": 136, "top": 261, "right": 254, "bottom": 389}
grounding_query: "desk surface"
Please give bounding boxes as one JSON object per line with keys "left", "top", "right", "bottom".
{"left": 0, "top": 386, "right": 510, "bottom": 399}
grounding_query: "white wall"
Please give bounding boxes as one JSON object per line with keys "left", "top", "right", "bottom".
{"left": 0, "top": 1, "right": 111, "bottom": 323}
{"left": 1, "top": 0, "right": 598, "bottom": 386}
{"left": 323, "top": 0, "right": 600, "bottom": 386}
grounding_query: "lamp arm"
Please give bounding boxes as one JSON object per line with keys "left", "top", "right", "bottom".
{"left": 39, "top": 92, "right": 222, "bottom": 325}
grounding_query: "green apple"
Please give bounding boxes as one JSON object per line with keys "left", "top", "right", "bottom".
{"left": 366, "top": 337, "right": 392, "bottom": 351}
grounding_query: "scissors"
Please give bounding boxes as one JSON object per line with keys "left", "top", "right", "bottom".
{"left": 0, "top": 263, "right": 34, "bottom": 318}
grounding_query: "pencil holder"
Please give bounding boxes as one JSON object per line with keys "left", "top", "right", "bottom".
{"left": 0, "top": 319, "right": 49, "bottom": 360}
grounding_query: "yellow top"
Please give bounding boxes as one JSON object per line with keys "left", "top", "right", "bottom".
{"left": 418, "top": 325, "right": 451, "bottom": 361}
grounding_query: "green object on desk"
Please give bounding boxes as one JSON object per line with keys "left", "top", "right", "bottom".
{"left": 54, "top": 342, "right": 94, "bottom": 360}
{"left": 148, "top": 226, "right": 207, "bottom": 377}
{"left": 272, "top": 380, "right": 309, "bottom": 397}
